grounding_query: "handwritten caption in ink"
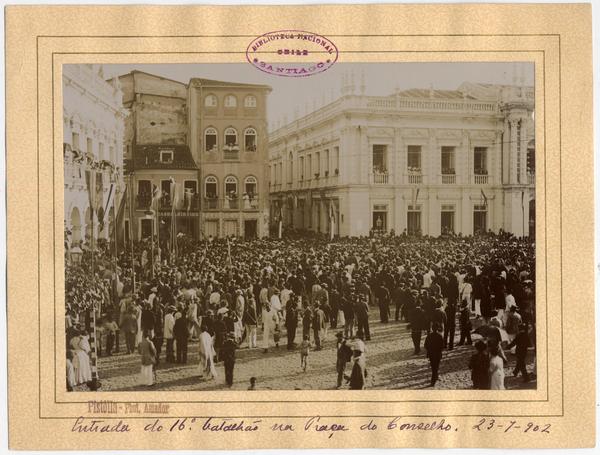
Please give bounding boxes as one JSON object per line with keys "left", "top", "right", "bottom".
{"left": 71, "top": 415, "right": 551, "bottom": 438}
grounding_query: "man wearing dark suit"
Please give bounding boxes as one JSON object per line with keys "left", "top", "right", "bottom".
{"left": 424, "top": 323, "right": 445, "bottom": 386}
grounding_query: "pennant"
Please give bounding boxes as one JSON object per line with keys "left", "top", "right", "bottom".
{"left": 151, "top": 184, "right": 161, "bottom": 207}
{"left": 115, "top": 184, "right": 128, "bottom": 245}
{"left": 100, "top": 183, "right": 116, "bottom": 230}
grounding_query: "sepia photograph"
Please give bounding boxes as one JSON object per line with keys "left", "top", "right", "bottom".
{"left": 63, "top": 61, "right": 536, "bottom": 392}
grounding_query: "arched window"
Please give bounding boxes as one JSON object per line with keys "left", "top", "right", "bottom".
{"left": 204, "top": 175, "right": 218, "bottom": 198}
{"left": 205, "top": 127, "right": 218, "bottom": 152}
{"left": 244, "top": 127, "right": 257, "bottom": 152}
{"left": 224, "top": 95, "right": 237, "bottom": 108}
{"left": 204, "top": 94, "right": 218, "bottom": 107}
{"left": 224, "top": 127, "right": 238, "bottom": 147}
{"left": 244, "top": 175, "right": 257, "bottom": 195}
{"left": 224, "top": 175, "right": 238, "bottom": 196}
{"left": 244, "top": 95, "right": 257, "bottom": 108}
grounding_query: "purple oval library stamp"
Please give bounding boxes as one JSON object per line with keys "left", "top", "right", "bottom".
{"left": 246, "top": 30, "right": 338, "bottom": 77}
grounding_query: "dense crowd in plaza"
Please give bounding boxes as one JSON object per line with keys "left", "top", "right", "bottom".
{"left": 65, "top": 229, "right": 536, "bottom": 391}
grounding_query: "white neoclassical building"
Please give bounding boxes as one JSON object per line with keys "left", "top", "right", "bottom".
{"left": 63, "top": 64, "right": 128, "bottom": 247}
{"left": 269, "top": 77, "right": 535, "bottom": 238}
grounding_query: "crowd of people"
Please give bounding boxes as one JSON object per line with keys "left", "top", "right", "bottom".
{"left": 65, "top": 229, "right": 536, "bottom": 391}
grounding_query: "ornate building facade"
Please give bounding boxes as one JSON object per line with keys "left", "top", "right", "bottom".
{"left": 268, "top": 78, "right": 535, "bottom": 238}
{"left": 63, "top": 64, "right": 127, "bottom": 247}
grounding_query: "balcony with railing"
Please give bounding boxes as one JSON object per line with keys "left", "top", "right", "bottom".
{"left": 441, "top": 173, "right": 456, "bottom": 184}
{"left": 203, "top": 197, "right": 220, "bottom": 210}
{"left": 241, "top": 196, "right": 259, "bottom": 211}
{"left": 406, "top": 168, "right": 423, "bottom": 184}
{"left": 370, "top": 171, "right": 390, "bottom": 184}
{"left": 223, "top": 144, "right": 240, "bottom": 160}
{"left": 473, "top": 174, "right": 489, "bottom": 185}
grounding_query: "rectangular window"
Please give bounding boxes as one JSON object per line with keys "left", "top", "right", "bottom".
{"left": 299, "top": 156, "right": 305, "bottom": 180}
{"left": 473, "top": 204, "right": 487, "bottom": 234}
{"left": 137, "top": 180, "right": 151, "bottom": 209}
{"left": 161, "top": 180, "right": 172, "bottom": 207}
{"left": 87, "top": 138, "right": 93, "bottom": 156}
{"left": 407, "top": 205, "right": 421, "bottom": 235}
{"left": 372, "top": 145, "right": 387, "bottom": 172}
{"left": 441, "top": 146, "right": 455, "bottom": 174}
{"left": 307, "top": 155, "right": 312, "bottom": 178}
{"left": 323, "top": 149, "right": 330, "bottom": 174}
{"left": 441, "top": 204, "right": 455, "bottom": 234}
{"left": 333, "top": 146, "right": 340, "bottom": 174}
{"left": 315, "top": 152, "right": 321, "bottom": 176}
{"left": 140, "top": 219, "right": 153, "bottom": 239}
{"left": 98, "top": 143, "right": 105, "bottom": 161}
{"left": 474, "top": 147, "right": 487, "bottom": 174}
{"left": 160, "top": 150, "right": 174, "bottom": 163}
{"left": 407, "top": 145, "right": 422, "bottom": 169}
{"left": 205, "top": 132, "right": 217, "bottom": 152}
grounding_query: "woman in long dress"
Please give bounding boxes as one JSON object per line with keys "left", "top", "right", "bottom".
{"left": 70, "top": 331, "right": 92, "bottom": 385}
{"left": 198, "top": 326, "right": 217, "bottom": 380}
{"left": 138, "top": 330, "right": 157, "bottom": 386}
{"left": 488, "top": 344, "right": 506, "bottom": 390}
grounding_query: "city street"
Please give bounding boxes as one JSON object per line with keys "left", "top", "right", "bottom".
{"left": 88, "top": 314, "right": 536, "bottom": 391}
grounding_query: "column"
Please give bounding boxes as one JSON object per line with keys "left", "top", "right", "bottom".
{"left": 459, "top": 130, "right": 470, "bottom": 185}
{"left": 461, "top": 192, "right": 472, "bottom": 235}
{"left": 509, "top": 118, "right": 519, "bottom": 183}
{"left": 395, "top": 128, "right": 404, "bottom": 185}
{"left": 359, "top": 126, "right": 369, "bottom": 184}
{"left": 427, "top": 129, "right": 438, "bottom": 185}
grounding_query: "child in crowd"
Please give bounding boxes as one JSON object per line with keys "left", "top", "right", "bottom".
{"left": 300, "top": 335, "right": 311, "bottom": 372}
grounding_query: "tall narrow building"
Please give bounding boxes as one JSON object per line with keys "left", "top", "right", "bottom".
{"left": 188, "top": 78, "right": 271, "bottom": 239}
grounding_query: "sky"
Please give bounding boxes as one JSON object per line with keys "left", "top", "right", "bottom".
{"left": 102, "top": 62, "right": 534, "bottom": 131}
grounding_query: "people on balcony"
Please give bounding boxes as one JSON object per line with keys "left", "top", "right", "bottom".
{"left": 442, "top": 168, "right": 455, "bottom": 175}
{"left": 225, "top": 191, "right": 238, "bottom": 209}
{"left": 407, "top": 166, "right": 422, "bottom": 175}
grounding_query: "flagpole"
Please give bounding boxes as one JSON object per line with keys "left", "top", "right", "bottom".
{"left": 128, "top": 173, "right": 136, "bottom": 293}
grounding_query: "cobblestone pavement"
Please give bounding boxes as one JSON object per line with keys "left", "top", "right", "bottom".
{"left": 85, "top": 313, "right": 536, "bottom": 392}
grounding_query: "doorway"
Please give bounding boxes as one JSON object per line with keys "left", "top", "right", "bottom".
{"left": 244, "top": 220, "right": 258, "bottom": 239}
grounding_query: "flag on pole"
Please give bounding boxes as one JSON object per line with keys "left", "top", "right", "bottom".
{"left": 184, "top": 188, "right": 193, "bottom": 212}
{"left": 278, "top": 205, "right": 283, "bottom": 239}
{"left": 99, "top": 182, "right": 116, "bottom": 231}
{"left": 169, "top": 177, "right": 177, "bottom": 258}
{"left": 481, "top": 189, "right": 488, "bottom": 208}
{"left": 412, "top": 188, "right": 420, "bottom": 208}
{"left": 329, "top": 200, "right": 335, "bottom": 241}
{"left": 151, "top": 184, "right": 161, "bottom": 208}
{"left": 115, "top": 184, "right": 128, "bottom": 246}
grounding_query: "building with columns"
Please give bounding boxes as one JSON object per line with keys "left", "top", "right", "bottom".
{"left": 63, "top": 64, "right": 127, "bottom": 247}
{"left": 268, "top": 75, "right": 535, "bottom": 238}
